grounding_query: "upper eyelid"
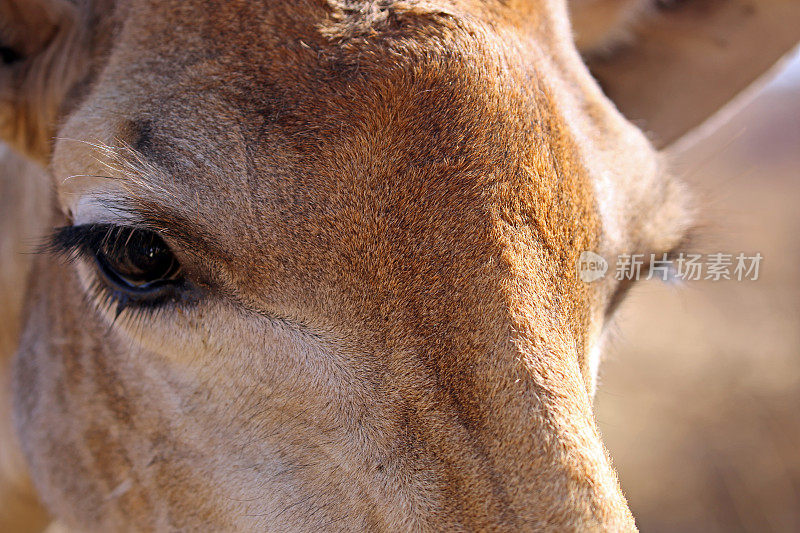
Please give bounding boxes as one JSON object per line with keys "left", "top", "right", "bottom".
{"left": 47, "top": 224, "right": 108, "bottom": 257}
{"left": 67, "top": 192, "right": 225, "bottom": 267}
{"left": 46, "top": 223, "right": 153, "bottom": 258}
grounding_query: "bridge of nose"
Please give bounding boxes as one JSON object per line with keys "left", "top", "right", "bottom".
{"left": 213, "top": 70, "right": 626, "bottom": 527}
{"left": 275, "top": 81, "right": 625, "bottom": 528}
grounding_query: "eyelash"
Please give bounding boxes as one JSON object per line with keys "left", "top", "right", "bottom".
{"left": 47, "top": 224, "right": 187, "bottom": 318}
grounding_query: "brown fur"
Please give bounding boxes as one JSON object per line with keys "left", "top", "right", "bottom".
{"left": 0, "top": 0, "right": 699, "bottom": 530}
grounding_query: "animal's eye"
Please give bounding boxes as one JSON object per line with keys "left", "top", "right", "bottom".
{"left": 94, "top": 227, "right": 181, "bottom": 293}
{"left": 0, "top": 45, "right": 22, "bottom": 65}
{"left": 49, "top": 224, "right": 184, "bottom": 309}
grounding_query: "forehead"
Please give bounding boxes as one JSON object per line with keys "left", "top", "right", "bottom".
{"left": 61, "top": 0, "right": 599, "bottom": 321}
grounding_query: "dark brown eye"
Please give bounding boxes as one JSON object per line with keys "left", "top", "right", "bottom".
{"left": 0, "top": 45, "right": 22, "bottom": 65}
{"left": 48, "top": 223, "right": 187, "bottom": 313}
{"left": 95, "top": 227, "right": 181, "bottom": 293}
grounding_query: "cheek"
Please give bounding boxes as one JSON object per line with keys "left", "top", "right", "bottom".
{"left": 13, "top": 255, "right": 384, "bottom": 528}
{"left": 11, "top": 257, "right": 109, "bottom": 520}
{"left": 98, "top": 293, "right": 380, "bottom": 415}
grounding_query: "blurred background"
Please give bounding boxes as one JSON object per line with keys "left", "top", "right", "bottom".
{"left": 596, "top": 50, "right": 800, "bottom": 532}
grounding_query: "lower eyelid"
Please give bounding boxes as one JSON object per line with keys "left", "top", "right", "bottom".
{"left": 84, "top": 268, "right": 187, "bottom": 319}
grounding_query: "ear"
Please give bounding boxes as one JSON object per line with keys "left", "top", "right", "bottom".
{"left": 0, "top": 0, "right": 89, "bottom": 163}
{"left": 571, "top": 0, "right": 800, "bottom": 148}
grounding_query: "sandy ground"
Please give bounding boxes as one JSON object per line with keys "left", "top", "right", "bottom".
{"left": 595, "top": 61, "right": 800, "bottom": 531}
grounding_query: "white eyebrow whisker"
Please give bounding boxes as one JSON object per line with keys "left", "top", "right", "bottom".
{"left": 55, "top": 136, "right": 126, "bottom": 153}
{"left": 60, "top": 174, "right": 120, "bottom": 185}
{"left": 57, "top": 135, "right": 185, "bottom": 210}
